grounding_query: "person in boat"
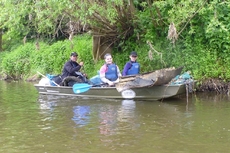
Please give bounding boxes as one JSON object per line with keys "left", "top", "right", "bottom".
{"left": 99, "top": 53, "right": 121, "bottom": 86}
{"left": 122, "top": 51, "right": 140, "bottom": 76}
{"left": 53, "top": 52, "right": 87, "bottom": 86}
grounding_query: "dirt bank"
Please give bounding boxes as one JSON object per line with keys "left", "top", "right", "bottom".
{"left": 197, "top": 79, "right": 230, "bottom": 94}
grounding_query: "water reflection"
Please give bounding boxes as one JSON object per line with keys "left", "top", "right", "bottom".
{"left": 38, "top": 97, "right": 57, "bottom": 110}
{"left": 3, "top": 81, "right": 230, "bottom": 152}
{"left": 30, "top": 89, "right": 230, "bottom": 152}
{"left": 117, "top": 100, "right": 136, "bottom": 122}
{"left": 99, "top": 105, "right": 118, "bottom": 135}
{"left": 72, "top": 105, "right": 90, "bottom": 127}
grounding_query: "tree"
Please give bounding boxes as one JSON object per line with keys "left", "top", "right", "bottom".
{"left": 0, "top": 0, "right": 138, "bottom": 60}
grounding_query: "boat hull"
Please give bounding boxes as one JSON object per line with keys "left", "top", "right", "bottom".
{"left": 34, "top": 84, "right": 187, "bottom": 100}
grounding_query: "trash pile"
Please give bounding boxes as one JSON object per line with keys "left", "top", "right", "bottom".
{"left": 170, "top": 71, "right": 194, "bottom": 93}
{"left": 170, "top": 71, "right": 194, "bottom": 85}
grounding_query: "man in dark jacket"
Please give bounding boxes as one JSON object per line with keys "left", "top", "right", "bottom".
{"left": 61, "top": 52, "right": 84, "bottom": 80}
{"left": 53, "top": 52, "right": 86, "bottom": 86}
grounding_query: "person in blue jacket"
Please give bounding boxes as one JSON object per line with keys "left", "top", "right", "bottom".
{"left": 99, "top": 53, "right": 121, "bottom": 86}
{"left": 122, "top": 51, "right": 140, "bottom": 76}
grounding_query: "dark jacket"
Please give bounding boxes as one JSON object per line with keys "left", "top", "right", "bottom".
{"left": 61, "top": 60, "right": 82, "bottom": 80}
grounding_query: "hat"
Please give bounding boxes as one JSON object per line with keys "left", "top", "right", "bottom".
{"left": 70, "top": 52, "right": 78, "bottom": 56}
{"left": 130, "top": 51, "right": 137, "bottom": 56}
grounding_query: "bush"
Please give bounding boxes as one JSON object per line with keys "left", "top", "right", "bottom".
{"left": 0, "top": 34, "right": 95, "bottom": 79}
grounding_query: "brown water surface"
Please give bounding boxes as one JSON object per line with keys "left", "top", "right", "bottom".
{"left": 0, "top": 81, "right": 230, "bottom": 153}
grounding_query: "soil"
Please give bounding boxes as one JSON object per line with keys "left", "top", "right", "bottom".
{"left": 197, "top": 79, "right": 230, "bottom": 94}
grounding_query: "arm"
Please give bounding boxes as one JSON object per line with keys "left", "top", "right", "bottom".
{"left": 99, "top": 65, "right": 112, "bottom": 84}
{"left": 64, "top": 61, "right": 82, "bottom": 74}
{"left": 114, "top": 66, "right": 121, "bottom": 83}
{"left": 122, "top": 62, "right": 132, "bottom": 76}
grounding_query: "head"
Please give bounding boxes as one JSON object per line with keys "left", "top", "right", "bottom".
{"left": 104, "top": 53, "right": 113, "bottom": 64}
{"left": 70, "top": 52, "right": 78, "bottom": 61}
{"left": 129, "top": 51, "right": 138, "bottom": 61}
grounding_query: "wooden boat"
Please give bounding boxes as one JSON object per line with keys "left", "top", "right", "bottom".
{"left": 116, "top": 66, "right": 183, "bottom": 92}
{"left": 34, "top": 66, "right": 193, "bottom": 100}
{"left": 34, "top": 83, "right": 189, "bottom": 100}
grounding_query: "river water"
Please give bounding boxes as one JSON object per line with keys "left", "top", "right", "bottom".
{"left": 1, "top": 81, "right": 230, "bottom": 153}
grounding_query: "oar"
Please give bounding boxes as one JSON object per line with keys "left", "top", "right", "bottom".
{"left": 73, "top": 83, "right": 106, "bottom": 94}
{"left": 37, "top": 71, "right": 60, "bottom": 86}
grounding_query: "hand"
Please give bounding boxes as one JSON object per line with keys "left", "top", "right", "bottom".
{"left": 114, "top": 78, "right": 119, "bottom": 83}
{"left": 79, "top": 62, "right": 84, "bottom": 66}
{"left": 107, "top": 81, "right": 114, "bottom": 86}
{"left": 83, "top": 73, "right": 88, "bottom": 79}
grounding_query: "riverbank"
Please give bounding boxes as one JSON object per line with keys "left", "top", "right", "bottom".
{"left": 197, "top": 79, "right": 230, "bottom": 94}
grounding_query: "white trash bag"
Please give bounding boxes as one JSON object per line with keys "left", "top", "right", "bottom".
{"left": 39, "top": 78, "right": 51, "bottom": 86}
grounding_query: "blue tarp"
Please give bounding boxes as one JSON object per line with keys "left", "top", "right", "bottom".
{"left": 46, "top": 74, "right": 58, "bottom": 86}
{"left": 90, "top": 75, "right": 102, "bottom": 85}
{"left": 170, "top": 72, "right": 193, "bottom": 85}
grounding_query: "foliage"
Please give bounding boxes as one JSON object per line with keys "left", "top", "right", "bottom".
{"left": 1, "top": 35, "right": 94, "bottom": 79}
{"left": 128, "top": 0, "right": 230, "bottom": 81}
{"left": 0, "top": 0, "right": 132, "bottom": 42}
{"left": 1, "top": 0, "right": 230, "bottom": 82}
{"left": 1, "top": 44, "right": 34, "bottom": 79}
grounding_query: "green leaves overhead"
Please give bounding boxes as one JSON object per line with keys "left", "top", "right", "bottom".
{"left": 1, "top": 0, "right": 133, "bottom": 41}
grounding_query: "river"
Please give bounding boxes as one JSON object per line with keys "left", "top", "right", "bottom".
{"left": 0, "top": 81, "right": 230, "bottom": 153}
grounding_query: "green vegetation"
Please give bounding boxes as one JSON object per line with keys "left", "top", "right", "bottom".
{"left": 0, "top": 35, "right": 96, "bottom": 79}
{"left": 0, "top": 0, "right": 230, "bottom": 83}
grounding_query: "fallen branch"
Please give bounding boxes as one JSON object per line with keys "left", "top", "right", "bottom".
{"left": 147, "top": 40, "right": 166, "bottom": 67}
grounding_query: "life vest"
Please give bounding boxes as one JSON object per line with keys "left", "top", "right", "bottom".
{"left": 127, "top": 62, "right": 140, "bottom": 75}
{"left": 105, "top": 64, "right": 118, "bottom": 81}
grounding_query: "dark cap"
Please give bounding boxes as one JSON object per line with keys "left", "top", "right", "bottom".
{"left": 70, "top": 52, "right": 78, "bottom": 56}
{"left": 130, "top": 51, "right": 137, "bottom": 56}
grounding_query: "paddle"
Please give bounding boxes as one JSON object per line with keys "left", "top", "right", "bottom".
{"left": 37, "top": 71, "right": 60, "bottom": 86}
{"left": 73, "top": 83, "right": 107, "bottom": 94}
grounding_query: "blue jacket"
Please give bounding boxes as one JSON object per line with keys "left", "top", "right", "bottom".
{"left": 122, "top": 61, "right": 140, "bottom": 76}
{"left": 105, "top": 64, "right": 118, "bottom": 81}
{"left": 127, "top": 62, "right": 140, "bottom": 75}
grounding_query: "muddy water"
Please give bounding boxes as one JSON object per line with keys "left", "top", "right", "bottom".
{"left": 0, "top": 81, "right": 230, "bottom": 153}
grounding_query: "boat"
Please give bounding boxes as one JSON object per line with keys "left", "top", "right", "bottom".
{"left": 34, "top": 66, "right": 194, "bottom": 100}
{"left": 116, "top": 66, "right": 183, "bottom": 92}
{"left": 34, "top": 83, "right": 188, "bottom": 100}
{"left": 119, "top": 66, "right": 183, "bottom": 85}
